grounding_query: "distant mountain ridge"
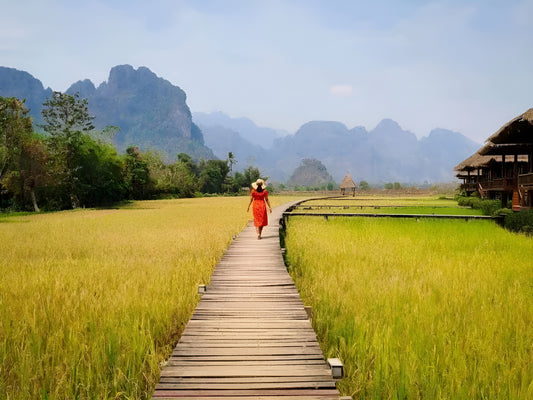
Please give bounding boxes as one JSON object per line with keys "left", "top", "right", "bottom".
{"left": 194, "top": 111, "right": 285, "bottom": 149}
{"left": 0, "top": 65, "right": 479, "bottom": 183}
{"left": 198, "top": 113, "right": 479, "bottom": 183}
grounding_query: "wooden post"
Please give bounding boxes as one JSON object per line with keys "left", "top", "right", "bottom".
{"left": 514, "top": 154, "right": 518, "bottom": 188}
{"left": 327, "top": 358, "right": 344, "bottom": 379}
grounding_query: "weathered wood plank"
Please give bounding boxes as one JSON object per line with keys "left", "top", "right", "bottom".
{"left": 158, "top": 376, "right": 336, "bottom": 383}
{"left": 153, "top": 389, "right": 340, "bottom": 396}
{"left": 155, "top": 382, "right": 337, "bottom": 390}
{"left": 160, "top": 366, "right": 332, "bottom": 378}
{"left": 153, "top": 396, "right": 340, "bottom": 400}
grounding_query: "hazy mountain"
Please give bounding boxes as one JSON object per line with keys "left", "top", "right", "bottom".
{"left": 287, "top": 158, "right": 335, "bottom": 187}
{"left": 66, "top": 65, "right": 214, "bottom": 160}
{"left": 197, "top": 123, "right": 264, "bottom": 167}
{"left": 419, "top": 128, "right": 480, "bottom": 182}
{"left": 267, "top": 119, "right": 479, "bottom": 183}
{"left": 195, "top": 111, "right": 479, "bottom": 183}
{"left": 193, "top": 111, "right": 285, "bottom": 149}
{"left": 0, "top": 66, "right": 52, "bottom": 126}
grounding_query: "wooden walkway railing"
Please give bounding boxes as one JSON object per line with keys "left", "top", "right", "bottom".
{"left": 152, "top": 203, "right": 341, "bottom": 399}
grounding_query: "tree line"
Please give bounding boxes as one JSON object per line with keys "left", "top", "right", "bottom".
{"left": 0, "top": 93, "right": 263, "bottom": 212}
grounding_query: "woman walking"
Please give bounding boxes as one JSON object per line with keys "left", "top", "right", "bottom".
{"left": 247, "top": 178, "right": 272, "bottom": 239}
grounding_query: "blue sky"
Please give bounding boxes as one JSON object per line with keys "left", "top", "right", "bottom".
{"left": 1, "top": 0, "right": 532, "bottom": 142}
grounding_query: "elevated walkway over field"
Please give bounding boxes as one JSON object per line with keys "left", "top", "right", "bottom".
{"left": 152, "top": 203, "right": 342, "bottom": 399}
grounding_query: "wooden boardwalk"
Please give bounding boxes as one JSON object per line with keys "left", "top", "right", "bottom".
{"left": 152, "top": 204, "right": 341, "bottom": 399}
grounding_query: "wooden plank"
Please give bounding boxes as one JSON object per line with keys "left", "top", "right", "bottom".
{"left": 171, "top": 347, "right": 324, "bottom": 357}
{"left": 155, "top": 382, "right": 337, "bottom": 390}
{"left": 157, "top": 376, "right": 335, "bottom": 384}
{"left": 153, "top": 396, "right": 340, "bottom": 400}
{"left": 153, "top": 389, "right": 340, "bottom": 396}
{"left": 160, "top": 366, "right": 332, "bottom": 378}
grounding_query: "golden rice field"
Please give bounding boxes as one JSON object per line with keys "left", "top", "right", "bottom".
{"left": 0, "top": 195, "right": 299, "bottom": 400}
{"left": 285, "top": 216, "right": 533, "bottom": 399}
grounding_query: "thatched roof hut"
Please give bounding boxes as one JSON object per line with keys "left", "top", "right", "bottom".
{"left": 340, "top": 173, "right": 356, "bottom": 196}
{"left": 340, "top": 173, "right": 356, "bottom": 189}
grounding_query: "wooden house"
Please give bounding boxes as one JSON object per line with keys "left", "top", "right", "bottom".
{"left": 455, "top": 108, "right": 533, "bottom": 209}
{"left": 455, "top": 153, "right": 528, "bottom": 199}
{"left": 340, "top": 173, "right": 356, "bottom": 196}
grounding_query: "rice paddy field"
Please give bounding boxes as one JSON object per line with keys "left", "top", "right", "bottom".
{"left": 0, "top": 195, "right": 298, "bottom": 400}
{"left": 285, "top": 211, "right": 533, "bottom": 399}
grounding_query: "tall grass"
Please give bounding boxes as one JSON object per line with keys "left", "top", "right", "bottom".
{"left": 1, "top": 197, "right": 273, "bottom": 400}
{"left": 285, "top": 217, "right": 533, "bottom": 399}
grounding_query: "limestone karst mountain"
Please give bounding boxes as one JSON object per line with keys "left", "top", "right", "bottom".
{"left": 1, "top": 65, "right": 479, "bottom": 183}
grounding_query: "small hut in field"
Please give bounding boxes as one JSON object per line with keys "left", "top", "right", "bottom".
{"left": 340, "top": 173, "right": 356, "bottom": 196}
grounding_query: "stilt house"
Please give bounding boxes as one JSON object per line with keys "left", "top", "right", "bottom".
{"left": 455, "top": 108, "right": 533, "bottom": 210}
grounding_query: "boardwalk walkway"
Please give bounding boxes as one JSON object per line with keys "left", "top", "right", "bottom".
{"left": 152, "top": 203, "right": 341, "bottom": 399}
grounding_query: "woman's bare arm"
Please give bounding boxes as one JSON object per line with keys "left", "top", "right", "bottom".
{"left": 265, "top": 196, "right": 272, "bottom": 213}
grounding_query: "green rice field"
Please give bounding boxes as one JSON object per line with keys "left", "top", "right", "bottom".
{"left": 285, "top": 216, "right": 533, "bottom": 399}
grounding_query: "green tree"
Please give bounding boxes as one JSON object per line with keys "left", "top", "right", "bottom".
{"left": 394, "top": 182, "right": 402, "bottom": 190}
{"left": 177, "top": 152, "right": 199, "bottom": 176}
{"left": 243, "top": 166, "right": 261, "bottom": 188}
{"left": 359, "top": 180, "right": 370, "bottom": 190}
{"left": 384, "top": 183, "right": 393, "bottom": 190}
{"left": 0, "top": 97, "right": 48, "bottom": 211}
{"left": 2, "top": 138, "right": 48, "bottom": 212}
{"left": 41, "top": 91, "right": 95, "bottom": 208}
{"left": 123, "top": 146, "right": 151, "bottom": 199}
{"left": 199, "top": 159, "right": 230, "bottom": 194}
{"left": 0, "top": 97, "right": 34, "bottom": 183}
{"left": 73, "top": 135, "right": 125, "bottom": 206}
{"left": 227, "top": 152, "right": 236, "bottom": 172}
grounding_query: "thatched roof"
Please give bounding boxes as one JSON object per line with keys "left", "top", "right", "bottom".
{"left": 455, "top": 108, "right": 533, "bottom": 175}
{"left": 340, "top": 173, "right": 356, "bottom": 189}
{"left": 454, "top": 152, "right": 489, "bottom": 171}
{"left": 485, "top": 108, "right": 533, "bottom": 145}
{"left": 454, "top": 152, "right": 528, "bottom": 171}
{"left": 478, "top": 141, "right": 533, "bottom": 155}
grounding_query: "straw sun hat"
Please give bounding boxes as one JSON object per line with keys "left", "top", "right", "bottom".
{"left": 252, "top": 179, "right": 266, "bottom": 190}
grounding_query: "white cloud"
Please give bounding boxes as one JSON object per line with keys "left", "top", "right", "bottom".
{"left": 329, "top": 85, "right": 353, "bottom": 97}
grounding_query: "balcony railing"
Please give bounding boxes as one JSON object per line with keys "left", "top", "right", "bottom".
{"left": 479, "top": 178, "right": 516, "bottom": 192}
{"left": 519, "top": 173, "right": 533, "bottom": 187}
{"left": 460, "top": 183, "right": 478, "bottom": 192}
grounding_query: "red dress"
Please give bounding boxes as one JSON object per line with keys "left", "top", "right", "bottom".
{"left": 251, "top": 190, "right": 269, "bottom": 227}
